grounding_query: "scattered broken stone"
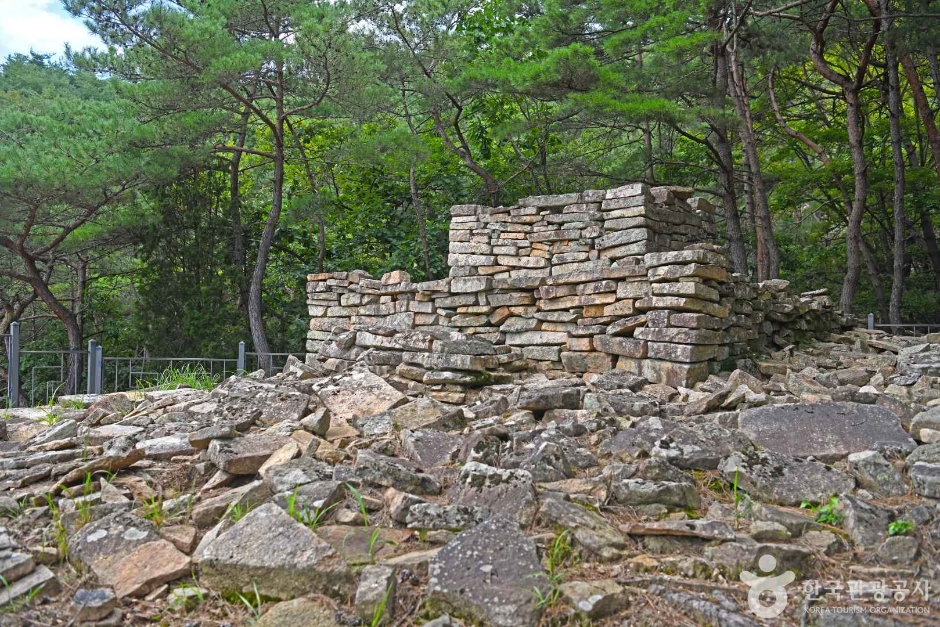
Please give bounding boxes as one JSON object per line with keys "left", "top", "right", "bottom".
{"left": 721, "top": 450, "right": 854, "bottom": 506}
{"left": 738, "top": 402, "right": 915, "bottom": 462}
{"left": 200, "top": 503, "right": 352, "bottom": 599}
{"left": 428, "top": 517, "right": 546, "bottom": 627}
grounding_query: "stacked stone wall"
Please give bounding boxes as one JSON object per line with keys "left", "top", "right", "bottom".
{"left": 306, "top": 184, "right": 844, "bottom": 388}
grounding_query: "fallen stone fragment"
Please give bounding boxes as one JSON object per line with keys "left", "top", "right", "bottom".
{"left": 355, "top": 564, "right": 397, "bottom": 625}
{"left": 68, "top": 512, "right": 159, "bottom": 581}
{"left": 428, "top": 516, "right": 546, "bottom": 627}
{"left": 836, "top": 494, "right": 890, "bottom": 551}
{"left": 538, "top": 497, "right": 626, "bottom": 561}
{"left": 200, "top": 503, "right": 352, "bottom": 599}
{"left": 559, "top": 579, "right": 630, "bottom": 619}
{"left": 720, "top": 450, "right": 854, "bottom": 506}
{"left": 254, "top": 597, "right": 341, "bottom": 627}
{"left": 188, "top": 424, "right": 240, "bottom": 449}
{"left": 207, "top": 434, "right": 289, "bottom": 475}
{"left": 107, "top": 539, "right": 190, "bottom": 598}
{"left": 646, "top": 584, "right": 761, "bottom": 627}
{"left": 406, "top": 503, "right": 485, "bottom": 531}
{"left": 449, "top": 462, "right": 539, "bottom": 525}
{"left": 72, "top": 588, "right": 117, "bottom": 622}
{"left": 610, "top": 479, "right": 700, "bottom": 511}
{"left": 910, "top": 462, "right": 940, "bottom": 497}
{"left": 263, "top": 456, "right": 334, "bottom": 494}
{"left": 315, "top": 526, "right": 410, "bottom": 565}
{"left": 847, "top": 450, "right": 907, "bottom": 497}
{"left": 0, "top": 564, "right": 60, "bottom": 606}
{"left": 314, "top": 369, "right": 407, "bottom": 423}
{"left": 355, "top": 450, "right": 441, "bottom": 495}
{"left": 621, "top": 519, "right": 735, "bottom": 541}
{"left": 650, "top": 423, "right": 751, "bottom": 470}
{"left": 737, "top": 402, "right": 915, "bottom": 462}
{"left": 191, "top": 481, "right": 268, "bottom": 528}
{"left": 58, "top": 438, "right": 146, "bottom": 487}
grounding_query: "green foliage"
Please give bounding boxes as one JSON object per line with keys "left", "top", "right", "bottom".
{"left": 233, "top": 583, "right": 264, "bottom": 621}
{"left": 888, "top": 520, "right": 914, "bottom": 536}
{"left": 142, "top": 495, "right": 166, "bottom": 528}
{"left": 139, "top": 365, "right": 220, "bottom": 392}
{"left": 801, "top": 497, "right": 844, "bottom": 527}
{"left": 371, "top": 584, "right": 394, "bottom": 627}
{"left": 2, "top": 0, "right": 940, "bottom": 382}
{"left": 227, "top": 502, "right": 255, "bottom": 524}
{"left": 346, "top": 483, "right": 370, "bottom": 527}
{"left": 532, "top": 529, "right": 572, "bottom": 609}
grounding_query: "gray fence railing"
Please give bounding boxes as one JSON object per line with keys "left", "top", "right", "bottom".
{"left": 1, "top": 322, "right": 17, "bottom": 407}
{"left": 866, "top": 313, "right": 940, "bottom": 336}
{"left": 3, "top": 329, "right": 303, "bottom": 408}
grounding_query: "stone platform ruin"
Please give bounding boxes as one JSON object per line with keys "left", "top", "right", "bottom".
{"left": 306, "top": 184, "right": 846, "bottom": 398}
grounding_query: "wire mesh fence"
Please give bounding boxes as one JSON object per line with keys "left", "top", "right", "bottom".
{"left": 2, "top": 323, "right": 304, "bottom": 407}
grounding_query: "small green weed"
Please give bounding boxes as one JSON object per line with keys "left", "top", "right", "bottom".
{"left": 142, "top": 494, "right": 166, "bottom": 528}
{"left": 228, "top": 502, "right": 255, "bottom": 523}
{"left": 888, "top": 520, "right": 914, "bottom": 536}
{"left": 346, "top": 483, "right": 370, "bottom": 526}
{"left": 532, "top": 530, "right": 571, "bottom": 609}
{"left": 801, "top": 496, "right": 844, "bottom": 526}
{"left": 234, "top": 582, "right": 264, "bottom": 621}
{"left": 139, "top": 364, "right": 219, "bottom": 392}
{"left": 371, "top": 584, "right": 394, "bottom": 627}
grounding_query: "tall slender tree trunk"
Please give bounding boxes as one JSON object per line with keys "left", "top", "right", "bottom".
{"left": 20, "top": 256, "right": 82, "bottom": 394}
{"left": 711, "top": 39, "right": 748, "bottom": 276}
{"left": 919, "top": 211, "right": 940, "bottom": 294}
{"left": 409, "top": 166, "right": 433, "bottom": 278}
{"left": 248, "top": 63, "right": 285, "bottom": 373}
{"left": 861, "top": 238, "right": 889, "bottom": 323}
{"left": 840, "top": 90, "right": 870, "bottom": 315}
{"left": 881, "top": 0, "right": 906, "bottom": 325}
{"left": 726, "top": 51, "right": 780, "bottom": 280}
{"left": 316, "top": 214, "right": 326, "bottom": 274}
{"left": 230, "top": 106, "right": 251, "bottom": 312}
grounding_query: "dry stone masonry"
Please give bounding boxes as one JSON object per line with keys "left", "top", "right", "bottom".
{"left": 12, "top": 183, "right": 940, "bottom": 627}
{"left": 306, "top": 184, "right": 846, "bottom": 389}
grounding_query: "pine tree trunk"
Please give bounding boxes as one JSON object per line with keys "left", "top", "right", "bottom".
{"left": 882, "top": 0, "right": 906, "bottom": 325}
{"left": 410, "top": 166, "right": 433, "bottom": 279}
{"left": 727, "top": 54, "right": 779, "bottom": 280}
{"left": 840, "top": 90, "right": 869, "bottom": 314}
{"left": 711, "top": 40, "right": 748, "bottom": 277}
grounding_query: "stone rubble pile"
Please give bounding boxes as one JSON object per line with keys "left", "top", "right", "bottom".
{"left": 307, "top": 184, "right": 847, "bottom": 387}
{"left": 0, "top": 326, "right": 940, "bottom": 627}
{"left": 0, "top": 328, "right": 939, "bottom": 626}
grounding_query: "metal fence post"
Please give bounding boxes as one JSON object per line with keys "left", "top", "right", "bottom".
{"left": 86, "top": 339, "right": 97, "bottom": 395}
{"left": 95, "top": 346, "right": 104, "bottom": 395}
{"left": 7, "top": 322, "right": 19, "bottom": 408}
{"left": 237, "top": 341, "right": 246, "bottom": 375}
{"left": 867, "top": 313, "right": 875, "bottom": 331}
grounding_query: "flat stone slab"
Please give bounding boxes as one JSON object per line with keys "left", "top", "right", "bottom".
{"left": 539, "top": 497, "right": 626, "bottom": 561}
{"left": 67, "top": 512, "right": 158, "bottom": 580}
{"left": 314, "top": 369, "right": 407, "bottom": 423}
{"left": 721, "top": 450, "right": 855, "bottom": 507}
{"left": 449, "top": 462, "right": 539, "bottom": 526}
{"left": 621, "top": 519, "right": 735, "bottom": 541}
{"left": 207, "top": 434, "right": 289, "bottom": 475}
{"left": 429, "top": 517, "right": 546, "bottom": 627}
{"left": 738, "top": 402, "right": 915, "bottom": 462}
{"left": 254, "top": 598, "right": 341, "bottom": 627}
{"left": 106, "top": 539, "right": 190, "bottom": 598}
{"left": 200, "top": 503, "right": 352, "bottom": 599}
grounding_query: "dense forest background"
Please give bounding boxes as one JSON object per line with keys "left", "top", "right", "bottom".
{"left": 3, "top": 0, "right": 940, "bottom": 396}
